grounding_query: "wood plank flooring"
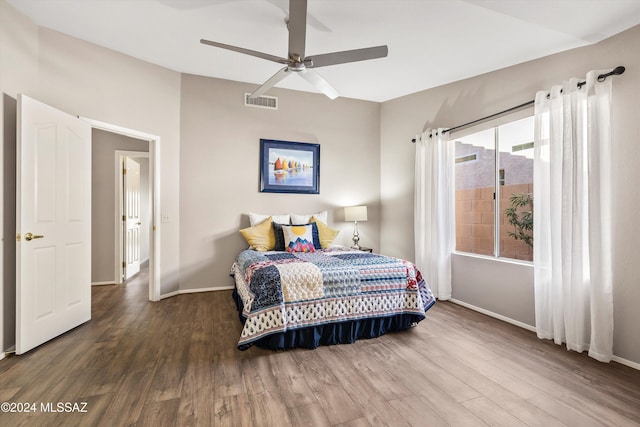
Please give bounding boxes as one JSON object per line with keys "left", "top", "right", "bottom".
{"left": 1, "top": 266, "right": 639, "bottom": 426}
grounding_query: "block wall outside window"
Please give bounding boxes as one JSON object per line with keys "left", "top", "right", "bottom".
{"left": 454, "top": 116, "right": 534, "bottom": 262}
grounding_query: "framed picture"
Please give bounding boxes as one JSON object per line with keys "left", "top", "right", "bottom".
{"left": 260, "top": 139, "right": 320, "bottom": 194}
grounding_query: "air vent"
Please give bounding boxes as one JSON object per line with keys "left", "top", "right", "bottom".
{"left": 244, "top": 93, "right": 278, "bottom": 110}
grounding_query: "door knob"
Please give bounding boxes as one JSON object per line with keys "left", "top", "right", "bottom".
{"left": 24, "top": 232, "right": 44, "bottom": 241}
{"left": 137, "top": 221, "right": 142, "bottom": 225}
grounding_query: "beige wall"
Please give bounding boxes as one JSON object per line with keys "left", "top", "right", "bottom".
{"left": 179, "top": 74, "right": 381, "bottom": 290}
{"left": 380, "top": 25, "right": 640, "bottom": 365}
{"left": 36, "top": 28, "right": 182, "bottom": 296}
{"left": 139, "top": 157, "right": 150, "bottom": 264}
{"left": 91, "top": 129, "right": 149, "bottom": 283}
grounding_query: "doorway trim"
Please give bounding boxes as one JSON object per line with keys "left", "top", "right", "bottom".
{"left": 81, "top": 117, "right": 161, "bottom": 302}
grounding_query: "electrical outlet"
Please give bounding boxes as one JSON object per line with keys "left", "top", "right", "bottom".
{"left": 161, "top": 215, "right": 170, "bottom": 223}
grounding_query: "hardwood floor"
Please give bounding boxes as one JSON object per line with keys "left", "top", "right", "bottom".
{"left": 1, "top": 267, "right": 639, "bottom": 426}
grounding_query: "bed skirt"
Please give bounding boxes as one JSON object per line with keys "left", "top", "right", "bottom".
{"left": 232, "top": 289, "right": 425, "bottom": 350}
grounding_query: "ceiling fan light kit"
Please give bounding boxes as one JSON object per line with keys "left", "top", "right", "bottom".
{"left": 201, "top": 0, "right": 388, "bottom": 100}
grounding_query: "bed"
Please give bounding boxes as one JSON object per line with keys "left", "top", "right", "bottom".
{"left": 230, "top": 244, "right": 436, "bottom": 350}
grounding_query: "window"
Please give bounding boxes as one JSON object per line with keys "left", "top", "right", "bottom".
{"left": 454, "top": 116, "right": 534, "bottom": 261}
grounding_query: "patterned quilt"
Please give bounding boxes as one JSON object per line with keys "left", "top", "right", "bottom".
{"left": 231, "top": 247, "right": 436, "bottom": 349}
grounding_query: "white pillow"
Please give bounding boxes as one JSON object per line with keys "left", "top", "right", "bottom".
{"left": 291, "top": 210, "right": 328, "bottom": 225}
{"left": 248, "top": 212, "right": 290, "bottom": 227}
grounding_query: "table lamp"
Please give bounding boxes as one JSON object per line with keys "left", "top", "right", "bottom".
{"left": 344, "top": 205, "right": 367, "bottom": 250}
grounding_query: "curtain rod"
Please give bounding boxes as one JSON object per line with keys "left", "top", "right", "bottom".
{"left": 411, "top": 65, "right": 625, "bottom": 143}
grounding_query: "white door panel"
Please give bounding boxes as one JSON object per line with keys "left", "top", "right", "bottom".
{"left": 124, "top": 157, "right": 141, "bottom": 279}
{"left": 16, "top": 94, "right": 91, "bottom": 355}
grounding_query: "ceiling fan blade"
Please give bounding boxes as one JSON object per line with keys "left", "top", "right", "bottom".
{"left": 298, "top": 69, "right": 339, "bottom": 100}
{"left": 249, "top": 67, "right": 291, "bottom": 98}
{"left": 200, "top": 39, "right": 287, "bottom": 64}
{"left": 306, "top": 45, "right": 388, "bottom": 68}
{"left": 287, "top": 0, "right": 307, "bottom": 57}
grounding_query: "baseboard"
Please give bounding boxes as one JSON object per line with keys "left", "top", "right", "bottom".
{"left": 160, "top": 285, "right": 235, "bottom": 300}
{"left": 92, "top": 281, "right": 116, "bottom": 286}
{"left": 612, "top": 355, "right": 640, "bottom": 370}
{"left": 449, "top": 298, "right": 536, "bottom": 332}
{"left": 448, "top": 298, "right": 639, "bottom": 371}
{"left": 1, "top": 345, "right": 16, "bottom": 360}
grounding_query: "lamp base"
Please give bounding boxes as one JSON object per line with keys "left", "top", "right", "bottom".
{"left": 351, "top": 226, "right": 361, "bottom": 250}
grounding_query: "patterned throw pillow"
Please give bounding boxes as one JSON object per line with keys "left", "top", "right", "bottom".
{"left": 282, "top": 224, "right": 316, "bottom": 253}
{"left": 277, "top": 223, "right": 320, "bottom": 251}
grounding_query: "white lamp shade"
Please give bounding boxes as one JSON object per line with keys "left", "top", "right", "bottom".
{"left": 344, "top": 205, "right": 368, "bottom": 222}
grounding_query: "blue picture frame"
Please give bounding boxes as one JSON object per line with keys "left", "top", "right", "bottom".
{"left": 260, "top": 139, "right": 320, "bottom": 194}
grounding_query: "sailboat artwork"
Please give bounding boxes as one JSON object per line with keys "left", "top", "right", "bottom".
{"left": 260, "top": 139, "right": 320, "bottom": 194}
{"left": 271, "top": 152, "right": 312, "bottom": 184}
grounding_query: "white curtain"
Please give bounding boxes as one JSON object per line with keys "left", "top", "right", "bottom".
{"left": 533, "top": 70, "right": 614, "bottom": 362}
{"left": 414, "top": 129, "right": 455, "bottom": 300}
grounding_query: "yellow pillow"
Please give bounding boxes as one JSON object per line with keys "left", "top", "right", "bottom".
{"left": 239, "top": 217, "right": 275, "bottom": 251}
{"left": 311, "top": 216, "right": 339, "bottom": 249}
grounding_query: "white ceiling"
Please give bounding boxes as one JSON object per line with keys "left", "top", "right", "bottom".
{"left": 8, "top": 0, "right": 640, "bottom": 102}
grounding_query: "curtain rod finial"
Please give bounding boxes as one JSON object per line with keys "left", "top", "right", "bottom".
{"left": 598, "top": 65, "right": 625, "bottom": 82}
{"left": 612, "top": 66, "right": 625, "bottom": 75}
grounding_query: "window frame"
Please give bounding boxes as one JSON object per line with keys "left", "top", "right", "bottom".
{"left": 452, "top": 113, "right": 534, "bottom": 263}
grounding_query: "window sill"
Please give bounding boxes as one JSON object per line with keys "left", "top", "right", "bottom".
{"left": 452, "top": 251, "right": 533, "bottom": 267}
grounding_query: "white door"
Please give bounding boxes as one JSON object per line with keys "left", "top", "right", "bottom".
{"left": 16, "top": 95, "right": 91, "bottom": 355}
{"left": 123, "top": 157, "right": 141, "bottom": 280}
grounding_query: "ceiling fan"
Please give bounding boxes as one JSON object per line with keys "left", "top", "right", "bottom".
{"left": 200, "top": 0, "right": 388, "bottom": 100}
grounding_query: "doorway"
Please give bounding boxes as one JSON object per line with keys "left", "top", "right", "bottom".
{"left": 86, "top": 118, "right": 161, "bottom": 301}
